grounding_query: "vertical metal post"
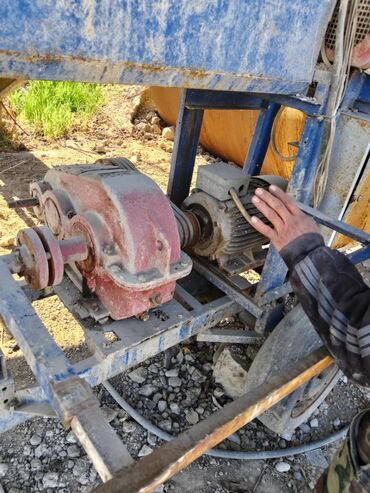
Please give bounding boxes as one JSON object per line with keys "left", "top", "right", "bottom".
{"left": 256, "top": 115, "right": 325, "bottom": 297}
{"left": 167, "top": 89, "right": 204, "bottom": 206}
{"left": 243, "top": 101, "right": 280, "bottom": 176}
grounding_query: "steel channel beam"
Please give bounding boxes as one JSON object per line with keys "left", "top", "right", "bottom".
{"left": 167, "top": 89, "right": 204, "bottom": 206}
{"left": 78, "top": 296, "right": 240, "bottom": 387}
{"left": 243, "top": 101, "right": 281, "bottom": 175}
{"left": 197, "top": 328, "right": 264, "bottom": 344}
{"left": 93, "top": 348, "right": 333, "bottom": 493}
{"left": 191, "top": 258, "right": 262, "bottom": 318}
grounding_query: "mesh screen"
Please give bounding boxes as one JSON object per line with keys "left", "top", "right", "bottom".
{"left": 325, "top": 0, "right": 370, "bottom": 50}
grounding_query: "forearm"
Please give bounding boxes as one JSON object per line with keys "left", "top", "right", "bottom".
{"left": 280, "top": 233, "right": 370, "bottom": 386}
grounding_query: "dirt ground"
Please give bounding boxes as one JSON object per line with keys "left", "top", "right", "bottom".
{"left": 0, "top": 85, "right": 368, "bottom": 493}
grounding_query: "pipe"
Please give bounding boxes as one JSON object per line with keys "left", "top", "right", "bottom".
{"left": 103, "top": 381, "right": 348, "bottom": 460}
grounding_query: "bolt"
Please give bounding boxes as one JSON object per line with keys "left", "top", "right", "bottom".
{"left": 136, "top": 311, "right": 149, "bottom": 321}
{"left": 150, "top": 293, "right": 162, "bottom": 305}
{"left": 91, "top": 303, "right": 99, "bottom": 312}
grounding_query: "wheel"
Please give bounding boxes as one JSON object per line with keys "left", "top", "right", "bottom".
{"left": 243, "top": 304, "right": 341, "bottom": 435}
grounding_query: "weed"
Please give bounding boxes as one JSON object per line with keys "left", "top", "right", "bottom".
{"left": 9, "top": 81, "right": 104, "bottom": 138}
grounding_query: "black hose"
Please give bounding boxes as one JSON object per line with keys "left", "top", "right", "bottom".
{"left": 103, "top": 381, "right": 348, "bottom": 460}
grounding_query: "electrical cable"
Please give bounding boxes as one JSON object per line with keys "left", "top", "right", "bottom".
{"left": 103, "top": 381, "right": 349, "bottom": 460}
{"left": 229, "top": 187, "right": 255, "bottom": 227}
{"left": 270, "top": 107, "right": 298, "bottom": 162}
{"left": 313, "top": 0, "right": 359, "bottom": 207}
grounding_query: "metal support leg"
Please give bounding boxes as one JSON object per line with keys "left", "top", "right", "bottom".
{"left": 167, "top": 89, "right": 204, "bottom": 205}
{"left": 243, "top": 101, "right": 280, "bottom": 175}
{"left": 256, "top": 116, "right": 325, "bottom": 296}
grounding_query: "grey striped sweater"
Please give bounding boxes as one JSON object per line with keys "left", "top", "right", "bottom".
{"left": 280, "top": 233, "right": 370, "bottom": 388}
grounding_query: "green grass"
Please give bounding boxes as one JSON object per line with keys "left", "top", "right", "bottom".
{"left": 9, "top": 81, "right": 105, "bottom": 138}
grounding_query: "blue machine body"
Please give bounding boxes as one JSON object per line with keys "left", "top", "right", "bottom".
{"left": 0, "top": 0, "right": 333, "bottom": 94}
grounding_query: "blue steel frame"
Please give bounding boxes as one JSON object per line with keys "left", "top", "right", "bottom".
{"left": 168, "top": 69, "right": 370, "bottom": 315}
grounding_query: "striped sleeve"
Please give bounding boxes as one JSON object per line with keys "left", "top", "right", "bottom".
{"left": 280, "top": 233, "right": 370, "bottom": 387}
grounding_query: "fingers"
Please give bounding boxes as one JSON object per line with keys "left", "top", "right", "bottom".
{"left": 250, "top": 215, "right": 277, "bottom": 242}
{"left": 268, "top": 185, "right": 301, "bottom": 215}
{"left": 254, "top": 187, "right": 291, "bottom": 221}
{"left": 251, "top": 195, "right": 284, "bottom": 230}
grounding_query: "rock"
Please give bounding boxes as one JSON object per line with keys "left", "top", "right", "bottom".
{"left": 185, "top": 410, "right": 199, "bottom": 425}
{"left": 67, "top": 445, "right": 80, "bottom": 458}
{"left": 0, "top": 464, "right": 8, "bottom": 477}
{"left": 34, "top": 443, "right": 48, "bottom": 459}
{"left": 158, "top": 419, "right": 172, "bottom": 433}
{"left": 293, "top": 471, "right": 303, "bottom": 481}
{"left": 213, "top": 346, "right": 249, "bottom": 398}
{"left": 151, "top": 124, "right": 162, "bottom": 135}
{"left": 305, "top": 449, "right": 328, "bottom": 469}
{"left": 73, "top": 459, "right": 89, "bottom": 477}
{"left": 138, "top": 445, "right": 153, "bottom": 457}
{"left": 128, "top": 367, "right": 148, "bottom": 384}
{"left": 333, "top": 418, "right": 341, "bottom": 427}
{"left": 122, "top": 421, "right": 137, "bottom": 433}
{"left": 165, "top": 368, "right": 179, "bottom": 378}
{"left": 94, "top": 146, "right": 108, "bottom": 154}
{"left": 157, "top": 400, "right": 167, "bottom": 413}
{"left": 23, "top": 445, "right": 32, "bottom": 456}
{"left": 101, "top": 405, "right": 118, "bottom": 423}
{"left": 148, "top": 364, "right": 159, "bottom": 374}
{"left": 66, "top": 431, "right": 78, "bottom": 444}
{"left": 45, "top": 430, "right": 54, "bottom": 438}
{"left": 30, "top": 458, "right": 42, "bottom": 471}
{"left": 42, "top": 472, "right": 59, "bottom": 489}
{"left": 30, "top": 434, "right": 42, "bottom": 446}
{"left": 300, "top": 423, "right": 311, "bottom": 434}
{"left": 342, "top": 375, "right": 348, "bottom": 384}
{"left": 275, "top": 461, "right": 291, "bottom": 473}
{"left": 151, "top": 116, "right": 161, "bottom": 125}
{"left": 169, "top": 403, "right": 180, "bottom": 415}
{"left": 0, "top": 235, "right": 15, "bottom": 248}
{"left": 168, "top": 377, "right": 182, "bottom": 387}
{"left": 138, "top": 384, "right": 158, "bottom": 397}
{"left": 310, "top": 418, "right": 319, "bottom": 428}
{"left": 162, "top": 126, "right": 175, "bottom": 141}
{"left": 136, "top": 122, "right": 151, "bottom": 133}
{"left": 190, "top": 368, "right": 206, "bottom": 383}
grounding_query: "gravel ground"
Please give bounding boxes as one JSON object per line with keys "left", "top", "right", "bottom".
{"left": 0, "top": 336, "right": 368, "bottom": 492}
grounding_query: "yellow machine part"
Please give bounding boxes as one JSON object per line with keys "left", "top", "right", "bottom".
{"left": 148, "top": 86, "right": 306, "bottom": 180}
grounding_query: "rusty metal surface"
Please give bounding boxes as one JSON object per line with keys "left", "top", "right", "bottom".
{"left": 29, "top": 163, "right": 191, "bottom": 320}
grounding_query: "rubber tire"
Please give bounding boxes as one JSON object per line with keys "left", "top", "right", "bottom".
{"left": 243, "top": 304, "right": 341, "bottom": 435}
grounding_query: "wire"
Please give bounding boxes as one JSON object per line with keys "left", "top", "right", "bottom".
{"left": 229, "top": 187, "right": 255, "bottom": 227}
{"left": 313, "top": 0, "right": 360, "bottom": 207}
{"left": 103, "top": 381, "right": 349, "bottom": 460}
{"left": 270, "top": 107, "right": 298, "bottom": 162}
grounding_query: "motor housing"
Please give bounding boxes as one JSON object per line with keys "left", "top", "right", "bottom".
{"left": 183, "top": 163, "right": 285, "bottom": 272}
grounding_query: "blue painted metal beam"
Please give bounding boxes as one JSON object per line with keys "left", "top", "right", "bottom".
{"left": 0, "top": 1, "right": 334, "bottom": 93}
{"left": 167, "top": 90, "right": 204, "bottom": 205}
{"left": 0, "top": 260, "right": 74, "bottom": 416}
{"left": 243, "top": 102, "right": 280, "bottom": 176}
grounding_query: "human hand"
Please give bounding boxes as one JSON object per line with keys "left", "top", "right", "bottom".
{"left": 250, "top": 185, "right": 320, "bottom": 251}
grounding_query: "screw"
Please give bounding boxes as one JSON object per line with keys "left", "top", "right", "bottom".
{"left": 150, "top": 293, "right": 162, "bottom": 305}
